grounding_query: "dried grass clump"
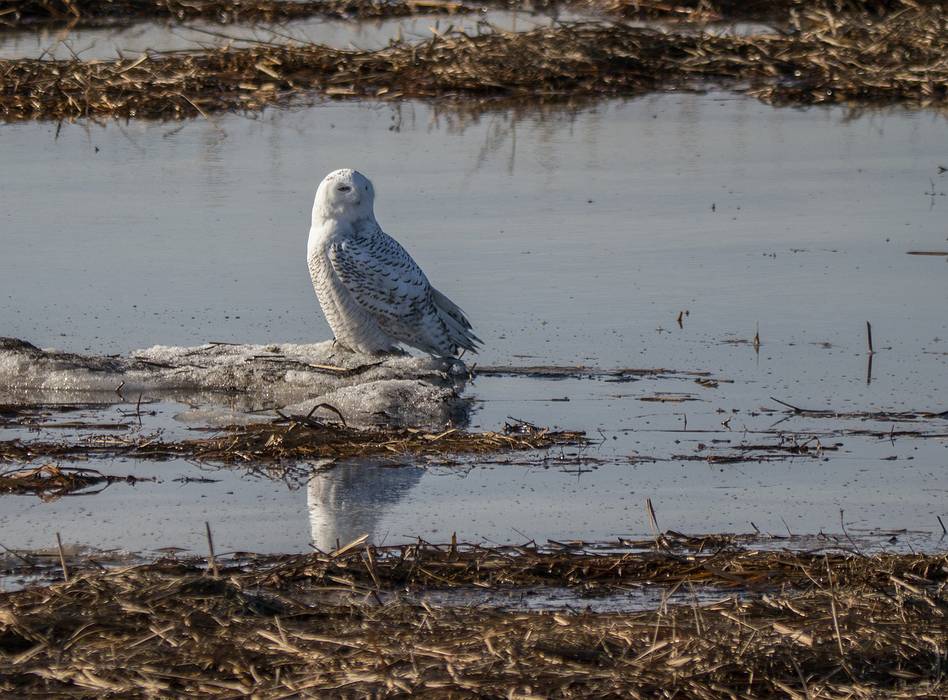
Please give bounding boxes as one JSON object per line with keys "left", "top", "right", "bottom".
{"left": 0, "top": 464, "right": 141, "bottom": 499}
{"left": 587, "top": 0, "right": 948, "bottom": 22}
{"left": 179, "top": 416, "right": 586, "bottom": 462}
{"left": 0, "top": 418, "right": 585, "bottom": 465}
{"left": 2, "top": 2, "right": 948, "bottom": 121}
{"left": 1, "top": 544, "right": 945, "bottom": 697}
{"left": 247, "top": 535, "right": 948, "bottom": 593}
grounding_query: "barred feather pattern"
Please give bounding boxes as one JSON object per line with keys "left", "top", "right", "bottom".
{"left": 307, "top": 169, "right": 480, "bottom": 357}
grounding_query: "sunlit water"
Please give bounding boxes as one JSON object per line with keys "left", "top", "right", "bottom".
{"left": 0, "top": 13, "right": 762, "bottom": 61}
{"left": 0, "top": 11, "right": 575, "bottom": 60}
{"left": 1, "top": 93, "right": 946, "bottom": 559}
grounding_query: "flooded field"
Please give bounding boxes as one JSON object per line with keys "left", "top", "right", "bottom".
{"left": 2, "top": 2, "right": 948, "bottom": 695}
{"left": 1, "top": 94, "right": 946, "bottom": 558}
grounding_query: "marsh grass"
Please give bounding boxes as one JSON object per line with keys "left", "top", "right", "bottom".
{"left": 0, "top": 464, "right": 144, "bottom": 499}
{"left": 0, "top": 417, "right": 586, "bottom": 468}
{"left": 2, "top": 2, "right": 947, "bottom": 120}
{"left": 1, "top": 537, "right": 945, "bottom": 697}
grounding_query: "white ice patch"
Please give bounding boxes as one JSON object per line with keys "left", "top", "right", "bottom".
{"left": 0, "top": 338, "right": 468, "bottom": 428}
{"left": 285, "top": 379, "right": 465, "bottom": 428}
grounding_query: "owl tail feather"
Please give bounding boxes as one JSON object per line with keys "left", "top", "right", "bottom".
{"left": 432, "top": 287, "right": 481, "bottom": 354}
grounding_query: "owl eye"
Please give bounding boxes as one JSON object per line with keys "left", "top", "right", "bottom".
{"left": 337, "top": 185, "right": 351, "bottom": 192}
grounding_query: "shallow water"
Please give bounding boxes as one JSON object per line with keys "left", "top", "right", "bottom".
{"left": 0, "top": 13, "right": 762, "bottom": 61}
{"left": 0, "top": 11, "right": 574, "bottom": 60}
{"left": 1, "top": 93, "right": 946, "bottom": 558}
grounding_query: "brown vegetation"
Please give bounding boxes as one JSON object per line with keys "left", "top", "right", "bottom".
{"left": 1, "top": 538, "right": 945, "bottom": 697}
{"left": 0, "top": 464, "right": 145, "bottom": 499}
{"left": 2, "top": 2, "right": 947, "bottom": 121}
{"left": 0, "top": 417, "right": 586, "bottom": 468}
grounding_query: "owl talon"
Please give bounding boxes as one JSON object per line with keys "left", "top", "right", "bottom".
{"left": 331, "top": 338, "right": 355, "bottom": 354}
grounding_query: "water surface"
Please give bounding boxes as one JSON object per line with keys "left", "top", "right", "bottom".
{"left": 0, "top": 11, "right": 574, "bottom": 59}
{"left": 1, "top": 94, "right": 946, "bottom": 558}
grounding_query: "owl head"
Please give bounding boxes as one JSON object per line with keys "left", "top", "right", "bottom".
{"left": 313, "top": 169, "right": 375, "bottom": 221}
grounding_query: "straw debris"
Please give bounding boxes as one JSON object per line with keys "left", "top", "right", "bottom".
{"left": 588, "top": 0, "right": 948, "bottom": 22}
{"left": 0, "top": 417, "right": 586, "bottom": 465}
{"left": 246, "top": 534, "right": 948, "bottom": 592}
{"left": 1, "top": 540, "right": 945, "bottom": 697}
{"left": 0, "top": 464, "right": 144, "bottom": 499}
{"left": 3, "top": 2, "right": 948, "bottom": 120}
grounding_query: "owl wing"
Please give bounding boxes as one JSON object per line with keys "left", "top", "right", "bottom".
{"left": 328, "top": 223, "right": 480, "bottom": 356}
{"left": 328, "top": 227, "right": 441, "bottom": 345}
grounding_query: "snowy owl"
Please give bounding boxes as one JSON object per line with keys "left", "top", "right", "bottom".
{"left": 307, "top": 169, "right": 480, "bottom": 357}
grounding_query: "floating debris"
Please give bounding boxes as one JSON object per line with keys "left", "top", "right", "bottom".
{"left": 0, "top": 464, "right": 144, "bottom": 500}
{"left": 0, "top": 417, "right": 586, "bottom": 465}
{"left": 670, "top": 435, "right": 840, "bottom": 463}
{"left": 638, "top": 392, "right": 700, "bottom": 403}
{"left": 477, "top": 364, "right": 718, "bottom": 380}
{"left": 770, "top": 396, "right": 948, "bottom": 421}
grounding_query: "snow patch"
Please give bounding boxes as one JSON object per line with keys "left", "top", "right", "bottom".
{"left": 0, "top": 338, "right": 468, "bottom": 427}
